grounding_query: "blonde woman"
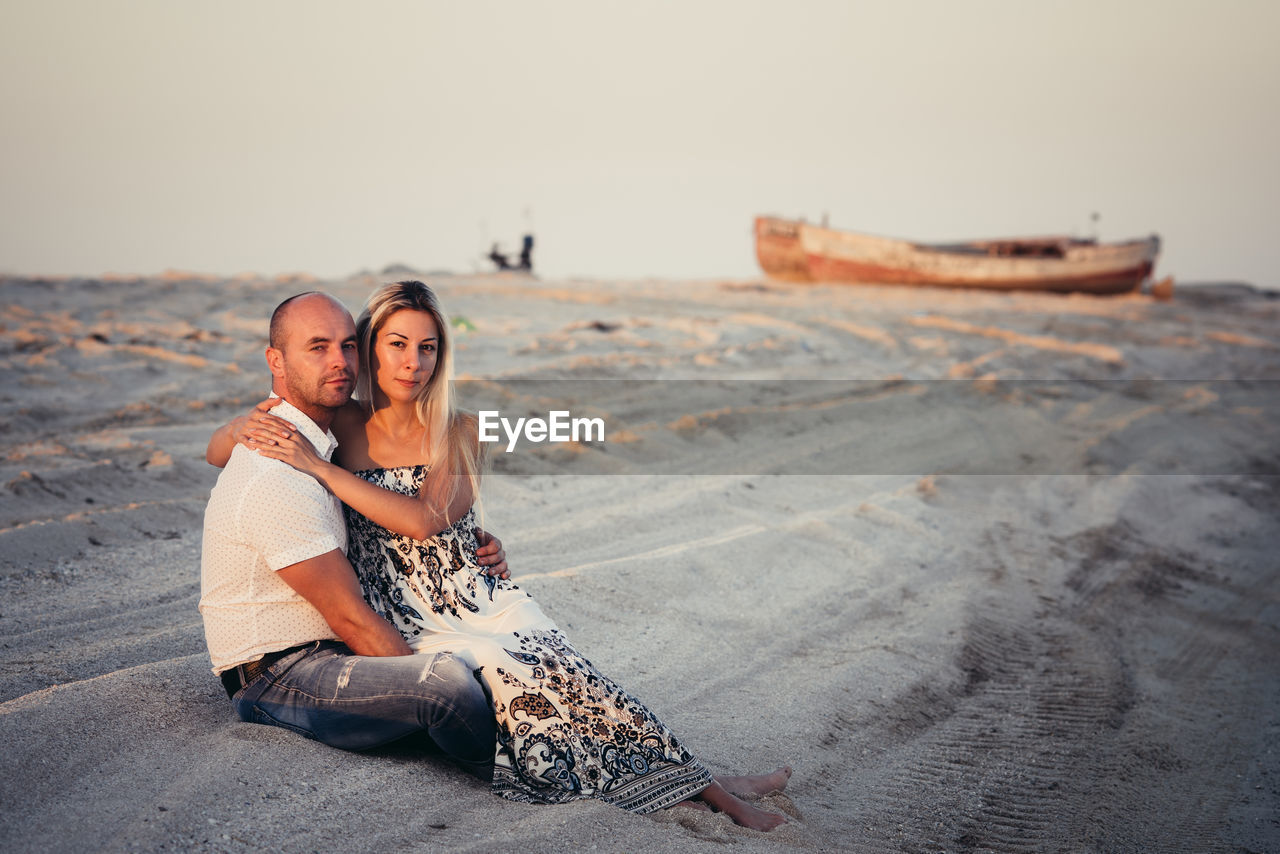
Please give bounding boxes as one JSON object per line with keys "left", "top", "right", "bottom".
{"left": 209, "top": 281, "right": 789, "bottom": 829}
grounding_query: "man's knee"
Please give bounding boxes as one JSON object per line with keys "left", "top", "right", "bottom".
{"left": 420, "top": 653, "right": 496, "bottom": 775}
{"left": 428, "top": 653, "right": 490, "bottom": 716}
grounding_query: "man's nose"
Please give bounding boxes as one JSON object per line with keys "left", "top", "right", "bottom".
{"left": 328, "top": 345, "right": 351, "bottom": 370}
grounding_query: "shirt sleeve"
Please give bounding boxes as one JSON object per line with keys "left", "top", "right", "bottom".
{"left": 237, "top": 464, "right": 344, "bottom": 571}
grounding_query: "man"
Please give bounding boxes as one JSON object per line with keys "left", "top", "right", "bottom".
{"left": 199, "top": 292, "right": 498, "bottom": 777}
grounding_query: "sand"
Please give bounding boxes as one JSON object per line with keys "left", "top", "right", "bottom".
{"left": 1, "top": 271, "right": 1278, "bottom": 853}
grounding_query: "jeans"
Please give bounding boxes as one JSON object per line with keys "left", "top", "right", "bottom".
{"left": 231, "top": 640, "right": 496, "bottom": 779}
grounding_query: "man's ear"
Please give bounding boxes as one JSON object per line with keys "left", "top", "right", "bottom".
{"left": 266, "top": 347, "right": 285, "bottom": 381}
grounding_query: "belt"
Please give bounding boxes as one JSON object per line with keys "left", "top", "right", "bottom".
{"left": 219, "top": 643, "right": 310, "bottom": 699}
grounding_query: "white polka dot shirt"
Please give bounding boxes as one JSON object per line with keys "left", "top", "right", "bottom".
{"left": 199, "top": 398, "right": 346, "bottom": 674}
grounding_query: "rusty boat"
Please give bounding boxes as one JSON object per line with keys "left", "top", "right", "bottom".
{"left": 755, "top": 216, "right": 1160, "bottom": 294}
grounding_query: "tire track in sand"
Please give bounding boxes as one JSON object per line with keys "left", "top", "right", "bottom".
{"left": 824, "top": 504, "right": 1272, "bottom": 852}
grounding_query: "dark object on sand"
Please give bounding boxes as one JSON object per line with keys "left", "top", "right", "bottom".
{"left": 489, "top": 234, "right": 535, "bottom": 273}
{"left": 755, "top": 216, "right": 1160, "bottom": 294}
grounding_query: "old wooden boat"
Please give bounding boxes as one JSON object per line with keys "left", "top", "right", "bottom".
{"left": 755, "top": 216, "right": 1160, "bottom": 294}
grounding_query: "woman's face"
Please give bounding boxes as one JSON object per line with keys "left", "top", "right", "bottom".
{"left": 371, "top": 309, "right": 439, "bottom": 404}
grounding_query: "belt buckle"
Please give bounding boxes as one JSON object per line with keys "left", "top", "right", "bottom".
{"left": 241, "top": 658, "right": 268, "bottom": 684}
{"left": 221, "top": 657, "right": 268, "bottom": 700}
{"left": 222, "top": 643, "right": 305, "bottom": 700}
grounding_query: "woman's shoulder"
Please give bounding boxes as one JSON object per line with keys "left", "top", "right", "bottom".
{"left": 448, "top": 410, "right": 486, "bottom": 466}
{"left": 450, "top": 411, "right": 481, "bottom": 448}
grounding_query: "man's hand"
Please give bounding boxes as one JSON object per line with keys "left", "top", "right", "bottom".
{"left": 475, "top": 529, "right": 510, "bottom": 579}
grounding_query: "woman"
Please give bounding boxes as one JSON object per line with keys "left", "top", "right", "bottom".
{"left": 208, "top": 281, "right": 789, "bottom": 829}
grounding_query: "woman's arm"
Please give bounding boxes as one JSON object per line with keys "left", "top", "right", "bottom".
{"left": 253, "top": 431, "right": 477, "bottom": 542}
{"left": 243, "top": 409, "right": 506, "bottom": 576}
{"left": 206, "top": 398, "right": 295, "bottom": 467}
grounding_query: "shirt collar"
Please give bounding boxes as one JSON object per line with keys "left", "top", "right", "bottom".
{"left": 268, "top": 395, "right": 340, "bottom": 461}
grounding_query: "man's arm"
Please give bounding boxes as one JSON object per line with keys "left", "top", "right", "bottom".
{"left": 275, "top": 549, "right": 412, "bottom": 657}
{"left": 474, "top": 529, "right": 509, "bottom": 579}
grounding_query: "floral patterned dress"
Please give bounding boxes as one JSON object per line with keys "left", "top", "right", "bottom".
{"left": 344, "top": 466, "right": 713, "bottom": 813}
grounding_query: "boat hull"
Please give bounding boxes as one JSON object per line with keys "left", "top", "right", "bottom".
{"left": 755, "top": 217, "right": 1160, "bottom": 294}
{"left": 754, "top": 217, "right": 810, "bottom": 283}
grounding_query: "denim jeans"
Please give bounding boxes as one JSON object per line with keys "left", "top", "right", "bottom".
{"left": 231, "top": 640, "right": 496, "bottom": 779}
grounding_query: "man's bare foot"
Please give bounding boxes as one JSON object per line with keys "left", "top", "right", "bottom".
{"left": 694, "top": 782, "right": 787, "bottom": 831}
{"left": 715, "top": 766, "right": 793, "bottom": 797}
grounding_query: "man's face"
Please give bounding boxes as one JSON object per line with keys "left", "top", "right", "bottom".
{"left": 269, "top": 295, "right": 358, "bottom": 413}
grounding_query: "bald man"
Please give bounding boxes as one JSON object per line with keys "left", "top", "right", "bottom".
{"left": 199, "top": 293, "right": 495, "bottom": 777}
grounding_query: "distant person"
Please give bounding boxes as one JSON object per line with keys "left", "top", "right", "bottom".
{"left": 487, "top": 242, "right": 514, "bottom": 271}
{"left": 487, "top": 234, "right": 534, "bottom": 273}
{"left": 518, "top": 233, "right": 534, "bottom": 271}
{"left": 210, "top": 281, "right": 790, "bottom": 829}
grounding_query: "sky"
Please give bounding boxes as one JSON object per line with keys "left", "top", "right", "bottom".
{"left": 1, "top": 1, "right": 1277, "bottom": 287}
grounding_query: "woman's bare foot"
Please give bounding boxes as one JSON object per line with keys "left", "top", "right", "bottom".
{"left": 694, "top": 782, "right": 787, "bottom": 831}
{"left": 715, "top": 766, "right": 793, "bottom": 797}
{"left": 722, "top": 797, "right": 787, "bottom": 832}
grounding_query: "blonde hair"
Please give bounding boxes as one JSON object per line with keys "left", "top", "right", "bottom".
{"left": 355, "top": 281, "right": 484, "bottom": 511}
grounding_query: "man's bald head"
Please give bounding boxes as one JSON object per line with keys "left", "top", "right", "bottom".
{"left": 269, "top": 292, "right": 349, "bottom": 350}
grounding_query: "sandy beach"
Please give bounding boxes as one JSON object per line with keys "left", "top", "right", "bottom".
{"left": 2, "top": 271, "right": 1277, "bottom": 853}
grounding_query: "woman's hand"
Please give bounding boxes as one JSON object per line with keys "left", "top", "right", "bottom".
{"left": 251, "top": 429, "right": 330, "bottom": 480}
{"left": 207, "top": 397, "right": 298, "bottom": 467}
{"left": 233, "top": 397, "right": 298, "bottom": 449}
{"left": 475, "top": 529, "right": 510, "bottom": 579}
